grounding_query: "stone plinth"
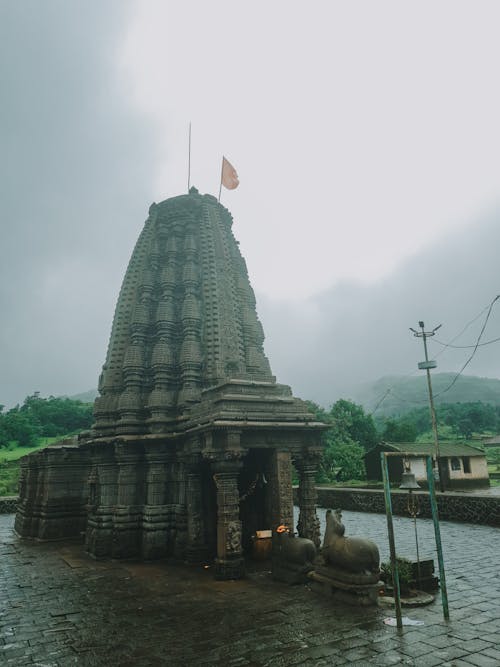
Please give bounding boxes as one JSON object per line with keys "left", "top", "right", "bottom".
{"left": 308, "top": 566, "right": 382, "bottom": 606}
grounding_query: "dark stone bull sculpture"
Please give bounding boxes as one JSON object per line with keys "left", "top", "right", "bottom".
{"left": 321, "top": 509, "right": 380, "bottom": 575}
{"left": 272, "top": 524, "right": 316, "bottom": 584}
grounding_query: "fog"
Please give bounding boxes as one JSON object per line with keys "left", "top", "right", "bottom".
{"left": 258, "top": 210, "right": 500, "bottom": 407}
{"left": 1, "top": 2, "right": 499, "bottom": 410}
{"left": 0, "top": 1, "right": 161, "bottom": 406}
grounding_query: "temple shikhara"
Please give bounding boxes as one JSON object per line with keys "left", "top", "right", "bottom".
{"left": 15, "top": 188, "right": 326, "bottom": 579}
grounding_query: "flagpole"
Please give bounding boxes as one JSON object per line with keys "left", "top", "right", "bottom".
{"left": 218, "top": 155, "right": 224, "bottom": 202}
{"left": 187, "top": 122, "right": 192, "bottom": 193}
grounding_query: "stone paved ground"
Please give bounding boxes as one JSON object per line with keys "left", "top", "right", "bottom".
{"left": 1, "top": 510, "right": 499, "bottom": 667}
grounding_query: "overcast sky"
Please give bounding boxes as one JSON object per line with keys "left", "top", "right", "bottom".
{"left": 1, "top": 1, "right": 500, "bottom": 409}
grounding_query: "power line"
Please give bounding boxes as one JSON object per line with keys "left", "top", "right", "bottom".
{"left": 433, "top": 335, "right": 500, "bottom": 349}
{"left": 430, "top": 301, "right": 497, "bottom": 357}
{"left": 369, "top": 370, "right": 422, "bottom": 415}
{"left": 432, "top": 294, "right": 500, "bottom": 398}
{"left": 370, "top": 294, "right": 500, "bottom": 415}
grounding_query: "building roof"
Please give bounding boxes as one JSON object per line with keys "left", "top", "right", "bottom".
{"left": 92, "top": 190, "right": 323, "bottom": 439}
{"left": 365, "top": 441, "right": 485, "bottom": 458}
{"left": 481, "top": 435, "right": 500, "bottom": 446}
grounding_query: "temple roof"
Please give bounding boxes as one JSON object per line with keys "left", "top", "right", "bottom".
{"left": 93, "top": 190, "right": 284, "bottom": 437}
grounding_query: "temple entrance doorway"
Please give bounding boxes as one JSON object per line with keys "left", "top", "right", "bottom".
{"left": 239, "top": 449, "right": 272, "bottom": 554}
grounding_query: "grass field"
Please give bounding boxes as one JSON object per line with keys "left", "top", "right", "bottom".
{"left": 0, "top": 465, "right": 20, "bottom": 496}
{"left": 0, "top": 437, "right": 64, "bottom": 463}
{"left": 0, "top": 437, "right": 69, "bottom": 496}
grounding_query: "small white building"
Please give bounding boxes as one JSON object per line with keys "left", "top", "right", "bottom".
{"left": 364, "top": 441, "right": 490, "bottom": 489}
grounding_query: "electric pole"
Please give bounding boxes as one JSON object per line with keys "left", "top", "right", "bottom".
{"left": 410, "top": 321, "right": 445, "bottom": 492}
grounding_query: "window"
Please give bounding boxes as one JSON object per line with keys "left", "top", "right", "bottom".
{"left": 450, "top": 457, "right": 461, "bottom": 471}
{"left": 462, "top": 457, "right": 471, "bottom": 474}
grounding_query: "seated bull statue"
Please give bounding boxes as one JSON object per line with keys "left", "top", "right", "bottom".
{"left": 310, "top": 511, "right": 382, "bottom": 606}
{"left": 321, "top": 509, "right": 380, "bottom": 575}
{"left": 272, "top": 524, "right": 316, "bottom": 584}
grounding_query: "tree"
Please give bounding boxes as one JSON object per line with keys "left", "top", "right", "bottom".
{"left": 0, "top": 394, "right": 93, "bottom": 449}
{"left": 330, "top": 399, "right": 378, "bottom": 452}
{"left": 306, "top": 399, "right": 368, "bottom": 482}
{"left": 1, "top": 410, "right": 40, "bottom": 447}
{"left": 19, "top": 394, "right": 93, "bottom": 435}
{"left": 382, "top": 418, "right": 417, "bottom": 443}
{"left": 375, "top": 401, "right": 500, "bottom": 442}
{"left": 320, "top": 435, "right": 366, "bottom": 482}
{"left": 486, "top": 447, "right": 500, "bottom": 469}
{"left": 457, "top": 418, "right": 474, "bottom": 439}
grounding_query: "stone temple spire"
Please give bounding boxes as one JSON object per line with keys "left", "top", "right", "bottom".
{"left": 16, "top": 188, "right": 326, "bottom": 580}
{"left": 94, "top": 189, "right": 273, "bottom": 437}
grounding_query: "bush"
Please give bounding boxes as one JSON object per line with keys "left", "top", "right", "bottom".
{"left": 381, "top": 556, "right": 413, "bottom": 592}
{"left": 0, "top": 463, "right": 20, "bottom": 496}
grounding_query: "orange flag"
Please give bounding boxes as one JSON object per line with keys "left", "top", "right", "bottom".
{"left": 221, "top": 156, "right": 239, "bottom": 190}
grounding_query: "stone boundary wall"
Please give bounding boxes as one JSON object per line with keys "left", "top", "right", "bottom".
{"left": 0, "top": 496, "right": 18, "bottom": 514}
{"left": 293, "top": 487, "right": 500, "bottom": 527}
{"left": 4, "top": 488, "right": 500, "bottom": 526}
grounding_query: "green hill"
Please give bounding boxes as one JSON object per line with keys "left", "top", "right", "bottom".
{"left": 354, "top": 374, "right": 500, "bottom": 417}
{"left": 69, "top": 389, "right": 98, "bottom": 403}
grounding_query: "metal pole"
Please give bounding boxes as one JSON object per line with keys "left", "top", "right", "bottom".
{"left": 381, "top": 453, "right": 403, "bottom": 631}
{"left": 426, "top": 456, "right": 450, "bottom": 620}
{"left": 218, "top": 156, "right": 224, "bottom": 202}
{"left": 187, "top": 122, "right": 192, "bottom": 192}
{"left": 421, "top": 326, "right": 443, "bottom": 491}
{"left": 413, "top": 514, "right": 421, "bottom": 590}
{"left": 411, "top": 322, "right": 444, "bottom": 492}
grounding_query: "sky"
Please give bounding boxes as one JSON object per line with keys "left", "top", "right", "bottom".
{"left": 1, "top": 0, "right": 500, "bottom": 409}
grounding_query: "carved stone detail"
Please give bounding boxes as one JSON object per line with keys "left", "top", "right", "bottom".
{"left": 294, "top": 450, "right": 323, "bottom": 548}
{"left": 15, "top": 190, "right": 327, "bottom": 579}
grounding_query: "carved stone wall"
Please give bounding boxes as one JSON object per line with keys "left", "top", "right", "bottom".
{"left": 94, "top": 191, "right": 275, "bottom": 438}
{"left": 15, "top": 442, "right": 89, "bottom": 541}
{"left": 15, "top": 190, "right": 326, "bottom": 578}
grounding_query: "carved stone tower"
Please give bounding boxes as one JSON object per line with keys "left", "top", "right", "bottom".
{"left": 15, "top": 189, "right": 326, "bottom": 579}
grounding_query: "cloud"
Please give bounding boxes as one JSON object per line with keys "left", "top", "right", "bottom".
{"left": 1, "top": 2, "right": 499, "bottom": 414}
{"left": 0, "top": 1, "right": 161, "bottom": 407}
{"left": 257, "top": 210, "right": 500, "bottom": 407}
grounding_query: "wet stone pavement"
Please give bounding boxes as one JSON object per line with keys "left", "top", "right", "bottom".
{"left": 1, "top": 510, "right": 499, "bottom": 667}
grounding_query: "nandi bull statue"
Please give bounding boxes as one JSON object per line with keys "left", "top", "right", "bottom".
{"left": 322, "top": 508, "right": 380, "bottom": 574}
{"left": 272, "top": 524, "right": 316, "bottom": 584}
{"left": 308, "top": 509, "right": 382, "bottom": 606}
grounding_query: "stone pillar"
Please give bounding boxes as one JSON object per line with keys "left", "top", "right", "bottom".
{"left": 294, "top": 450, "right": 322, "bottom": 548}
{"left": 15, "top": 456, "right": 37, "bottom": 538}
{"left": 267, "top": 450, "right": 294, "bottom": 531}
{"left": 173, "top": 459, "right": 188, "bottom": 560}
{"left": 209, "top": 437, "right": 245, "bottom": 580}
{"left": 112, "top": 442, "right": 144, "bottom": 558}
{"left": 184, "top": 454, "right": 210, "bottom": 563}
{"left": 85, "top": 443, "right": 117, "bottom": 559}
{"left": 142, "top": 443, "right": 171, "bottom": 559}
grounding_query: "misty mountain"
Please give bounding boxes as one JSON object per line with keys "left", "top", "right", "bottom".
{"left": 47, "top": 210, "right": 500, "bottom": 414}
{"left": 257, "top": 208, "right": 500, "bottom": 408}
{"left": 69, "top": 390, "right": 99, "bottom": 404}
{"left": 69, "top": 373, "right": 500, "bottom": 420}
{"left": 351, "top": 373, "right": 500, "bottom": 417}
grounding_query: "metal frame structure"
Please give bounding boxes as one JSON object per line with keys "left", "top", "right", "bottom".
{"left": 380, "top": 451, "right": 449, "bottom": 631}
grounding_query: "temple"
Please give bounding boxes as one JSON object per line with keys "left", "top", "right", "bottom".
{"left": 15, "top": 188, "right": 326, "bottom": 579}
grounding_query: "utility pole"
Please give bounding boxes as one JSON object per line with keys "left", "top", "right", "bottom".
{"left": 410, "top": 321, "right": 445, "bottom": 492}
